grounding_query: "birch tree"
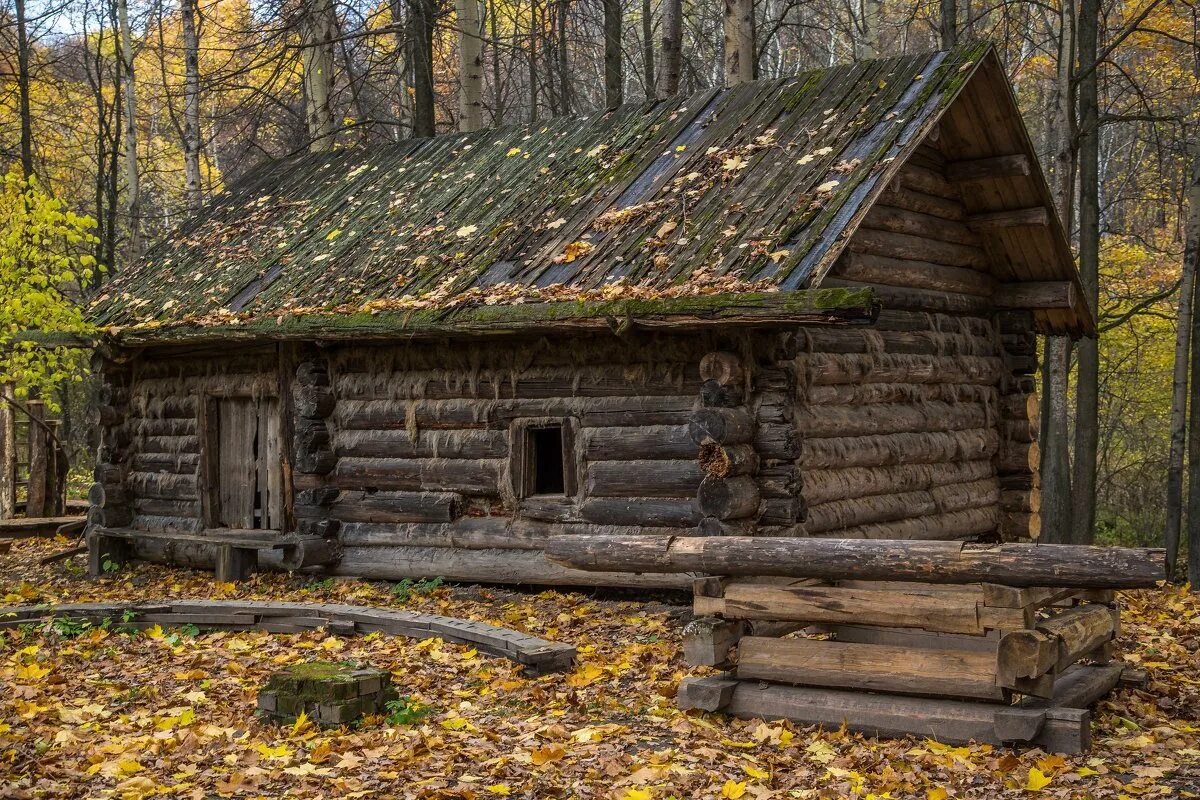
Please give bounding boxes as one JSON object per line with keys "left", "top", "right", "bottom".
{"left": 724, "top": 0, "right": 754, "bottom": 84}
{"left": 657, "top": 0, "right": 681, "bottom": 96}
{"left": 457, "top": 0, "right": 483, "bottom": 131}
{"left": 116, "top": 0, "right": 141, "bottom": 258}
{"left": 302, "top": 0, "right": 337, "bottom": 151}
{"left": 180, "top": 0, "right": 203, "bottom": 210}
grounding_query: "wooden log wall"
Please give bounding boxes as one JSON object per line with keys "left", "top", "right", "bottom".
{"left": 802, "top": 142, "right": 1040, "bottom": 541}
{"left": 89, "top": 354, "right": 134, "bottom": 533}
{"left": 321, "top": 334, "right": 759, "bottom": 586}
{"left": 121, "top": 349, "right": 279, "bottom": 536}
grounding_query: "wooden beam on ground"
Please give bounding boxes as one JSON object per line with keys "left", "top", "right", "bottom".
{"left": 545, "top": 535, "right": 1166, "bottom": 589}
{"left": 945, "top": 154, "right": 1031, "bottom": 182}
{"left": 676, "top": 675, "right": 1092, "bottom": 752}
{"left": 736, "top": 636, "right": 1007, "bottom": 701}
{"left": 967, "top": 207, "right": 1050, "bottom": 232}
{"left": 0, "top": 515, "right": 87, "bottom": 539}
{"left": 994, "top": 282, "right": 1077, "bottom": 310}
{"left": 997, "top": 604, "right": 1117, "bottom": 694}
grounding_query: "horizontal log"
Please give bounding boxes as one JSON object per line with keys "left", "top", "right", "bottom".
{"left": 1002, "top": 489, "right": 1041, "bottom": 514}
{"left": 689, "top": 408, "right": 754, "bottom": 445}
{"left": 807, "top": 382, "right": 997, "bottom": 407}
{"left": 800, "top": 429, "right": 999, "bottom": 469}
{"left": 330, "top": 544, "right": 691, "bottom": 588}
{"left": 335, "top": 429, "right": 506, "bottom": 460}
{"left": 967, "top": 207, "right": 1050, "bottom": 231}
{"left": 545, "top": 535, "right": 1167, "bottom": 588}
{"left": 835, "top": 251, "right": 995, "bottom": 297}
{"left": 945, "top": 154, "right": 1031, "bottom": 182}
{"left": 131, "top": 452, "right": 200, "bottom": 474}
{"left": 994, "top": 282, "right": 1077, "bottom": 310}
{"left": 583, "top": 425, "right": 697, "bottom": 460}
{"left": 695, "top": 581, "right": 1002, "bottom": 635}
{"left": 821, "top": 278, "right": 992, "bottom": 316}
{"left": 128, "top": 472, "right": 198, "bottom": 501}
{"left": 579, "top": 497, "right": 701, "bottom": 527}
{"left": 697, "top": 476, "right": 760, "bottom": 520}
{"left": 883, "top": 185, "right": 965, "bottom": 219}
{"left": 334, "top": 365, "right": 703, "bottom": 401}
{"left": 802, "top": 461, "right": 995, "bottom": 506}
{"left": 339, "top": 518, "right": 548, "bottom": 550}
{"left": 330, "top": 491, "right": 463, "bottom": 523}
{"left": 804, "top": 490, "right": 936, "bottom": 534}
{"left": 752, "top": 424, "right": 802, "bottom": 460}
{"left": 796, "top": 402, "right": 989, "bottom": 438}
{"left": 585, "top": 460, "right": 704, "bottom": 497}
{"left": 998, "top": 439, "right": 1039, "bottom": 474}
{"left": 331, "top": 457, "right": 502, "bottom": 495}
{"left": 805, "top": 353, "right": 1004, "bottom": 386}
{"left": 797, "top": 327, "right": 997, "bottom": 357}
{"left": 677, "top": 676, "right": 1092, "bottom": 752}
{"left": 997, "top": 605, "right": 1116, "bottom": 693}
{"left": 849, "top": 228, "right": 988, "bottom": 269}
{"left": 736, "top": 636, "right": 1005, "bottom": 701}
{"left": 828, "top": 506, "right": 999, "bottom": 541}
{"left": 336, "top": 397, "right": 697, "bottom": 432}
{"left": 130, "top": 418, "right": 196, "bottom": 437}
{"left": 698, "top": 443, "right": 757, "bottom": 479}
{"left": 861, "top": 205, "right": 979, "bottom": 247}
{"left": 1001, "top": 510, "right": 1042, "bottom": 541}
{"left": 758, "top": 497, "right": 805, "bottom": 526}
{"left": 893, "top": 163, "right": 959, "bottom": 199}
{"left": 756, "top": 463, "right": 802, "bottom": 499}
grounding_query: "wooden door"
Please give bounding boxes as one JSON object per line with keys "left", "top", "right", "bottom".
{"left": 215, "top": 397, "right": 282, "bottom": 531}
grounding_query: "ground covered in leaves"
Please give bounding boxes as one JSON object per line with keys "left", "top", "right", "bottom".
{"left": 1, "top": 538, "right": 1198, "bottom": 799}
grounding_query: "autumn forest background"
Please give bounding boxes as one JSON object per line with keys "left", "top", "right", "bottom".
{"left": 1, "top": 0, "right": 1198, "bottom": 565}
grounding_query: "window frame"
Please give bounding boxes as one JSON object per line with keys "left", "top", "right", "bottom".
{"left": 509, "top": 417, "right": 580, "bottom": 501}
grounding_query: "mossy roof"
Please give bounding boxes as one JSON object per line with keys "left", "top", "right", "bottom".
{"left": 90, "top": 43, "right": 994, "bottom": 341}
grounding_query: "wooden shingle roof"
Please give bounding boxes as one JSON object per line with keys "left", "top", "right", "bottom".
{"left": 89, "top": 41, "right": 1089, "bottom": 343}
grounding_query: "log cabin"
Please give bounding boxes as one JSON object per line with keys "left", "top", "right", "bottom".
{"left": 84, "top": 42, "right": 1093, "bottom": 586}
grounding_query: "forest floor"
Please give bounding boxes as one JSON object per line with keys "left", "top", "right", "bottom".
{"left": 0, "top": 537, "right": 1197, "bottom": 800}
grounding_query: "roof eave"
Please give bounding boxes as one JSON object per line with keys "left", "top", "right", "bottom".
{"left": 103, "top": 287, "right": 880, "bottom": 347}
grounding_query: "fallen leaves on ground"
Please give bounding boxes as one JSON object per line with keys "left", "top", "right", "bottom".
{"left": 1, "top": 537, "right": 1198, "bottom": 798}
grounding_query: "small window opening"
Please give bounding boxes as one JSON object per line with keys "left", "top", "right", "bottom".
{"left": 529, "top": 425, "right": 565, "bottom": 495}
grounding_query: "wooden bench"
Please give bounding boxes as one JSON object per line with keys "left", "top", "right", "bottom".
{"left": 0, "top": 515, "right": 86, "bottom": 539}
{"left": 89, "top": 528, "right": 338, "bottom": 582}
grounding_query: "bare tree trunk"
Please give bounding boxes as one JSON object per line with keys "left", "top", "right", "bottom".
{"left": 389, "top": 0, "right": 412, "bottom": 139}
{"left": 939, "top": 0, "right": 956, "bottom": 49}
{"left": 855, "top": 0, "right": 881, "bottom": 60}
{"left": 409, "top": 0, "right": 437, "bottom": 137}
{"left": 457, "top": 0, "right": 483, "bottom": 130}
{"left": 15, "top": 0, "right": 34, "bottom": 179}
{"left": 528, "top": 0, "right": 539, "bottom": 122}
{"left": 557, "top": 0, "right": 570, "bottom": 113}
{"left": 641, "top": 0, "right": 654, "bottom": 95}
{"left": 1071, "top": 0, "right": 1099, "bottom": 545}
{"left": 117, "top": 0, "right": 141, "bottom": 258}
{"left": 303, "top": 0, "right": 337, "bottom": 150}
{"left": 181, "top": 0, "right": 203, "bottom": 210}
{"left": 1184, "top": 136, "right": 1200, "bottom": 586}
{"left": 603, "top": 0, "right": 623, "bottom": 106}
{"left": 490, "top": 0, "right": 504, "bottom": 124}
{"left": 657, "top": 0, "right": 681, "bottom": 97}
{"left": 1040, "top": 0, "right": 1077, "bottom": 544}
{"left": 1166, "top": 154, "right": 1196, "bottom": 577}
{"left": 724, "top": 0, "right": 754, "bottom": 84}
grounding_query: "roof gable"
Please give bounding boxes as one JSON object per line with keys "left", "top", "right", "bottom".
{"left": 89, "top": 41, "right": 1087, "bottom": 341}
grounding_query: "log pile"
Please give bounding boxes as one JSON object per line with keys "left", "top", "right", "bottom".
{"left": 678, "top": 576, "right": 1140, "bottom": 753}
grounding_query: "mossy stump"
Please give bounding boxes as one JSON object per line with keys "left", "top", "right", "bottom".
{"left": 257, "top": 661, "right": 396, "bottom": 727}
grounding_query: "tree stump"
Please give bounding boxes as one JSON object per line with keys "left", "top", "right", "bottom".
{"left": 257, "top": 661, "right": 397, "bottom": 726}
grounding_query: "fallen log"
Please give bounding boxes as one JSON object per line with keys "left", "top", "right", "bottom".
{"left": 543, "top": 535, "right": 1165, "bottom": 589}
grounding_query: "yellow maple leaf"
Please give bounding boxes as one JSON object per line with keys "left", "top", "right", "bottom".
{"left": 721, "top": 780, "right": 747, "bottom": 799}
{"left": 325, "top": 229, "right": 342, "bottom": 241}
{"left": 566, "top": 663, "right": 604, "bottom": 688}
{"left": 486, "top": 784, "right": 511, "bottom": 796}
{"left": 530, "top": 744, "right": 566, "bottom": 765}
{"left": 927, "top": 788, "right": 949, "bottom": 800}
{"left": 622, "top": 790, "right": 653, "bottom": 800}
{"left": 117, "top": 759, "right": 143, "bottom": 776}
{"left": 1024, "top": 767, "right": 1052, "bottom": 791}
{"left": 144, "top": 624, "right": 164, "bottom": 640}
{"left": 559, "top": 240, "right": 593, "bottom": 264}
{"left": 255, "top": 743, "right": 293, "bottom": 760}
{"left": 15, "top": 662, "right": 50, "bottom": 681}
{"left": 1076, "top": 766, "right": 1101, "bottom": 777}
{"left": 506, "top": 147, "right": 521, "bottom": 157}
{"left": 743, "top": 765, "right": 769, "bottom": 780}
